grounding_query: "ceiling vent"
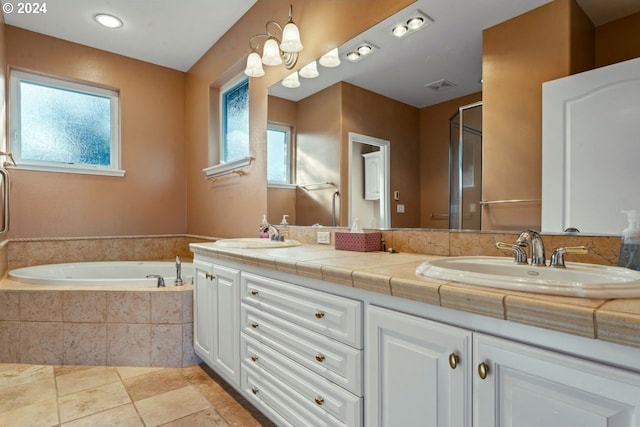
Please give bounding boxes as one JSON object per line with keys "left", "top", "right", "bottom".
{"left": 425, "top": 79, "right": 456, "bottom": 91}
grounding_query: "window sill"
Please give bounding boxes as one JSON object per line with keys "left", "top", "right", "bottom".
{"left": 203, "top": 157, "right": 253, "bottom": 179}
{"left": 268, "top": 182, "right": 296, "bottom": 189}
{"left": 9, "top": 163, "right": 126, "bottom": 177}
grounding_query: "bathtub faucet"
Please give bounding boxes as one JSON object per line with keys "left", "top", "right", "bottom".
{"left": 175, "top": 256, "right": 184, "bottom": 286}
{"left": 147, "top": 274, "right": 165, "bottom": 288}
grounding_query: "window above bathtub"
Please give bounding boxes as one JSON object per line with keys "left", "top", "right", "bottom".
{"left": 8, "top": 69, "right": 125, "bottom": 177}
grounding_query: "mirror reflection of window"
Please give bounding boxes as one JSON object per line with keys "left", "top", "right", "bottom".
{"left": 267, "top": 123, "right": 293, "bottom": 185}
{"left": 220, "top": 76, "right": 249, "bottom": 162}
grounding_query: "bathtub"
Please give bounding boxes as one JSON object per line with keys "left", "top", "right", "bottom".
{"left": 8, "top": 260, "right": 194, "bottom": 286}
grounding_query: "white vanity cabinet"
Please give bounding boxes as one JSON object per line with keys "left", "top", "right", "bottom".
{"left": 474, "top": 333, "right": 640, "bottom": 427}
{"left": 239, "top": 272, "right": 363, "bottom": 427}
{"left": 192, "top": 257, "right": 241, "bottom": 387}
{"left": 366, "top": 305, "right": 473, "bottom": 427}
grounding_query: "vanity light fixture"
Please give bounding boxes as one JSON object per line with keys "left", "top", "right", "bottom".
{"left": 345, "top": 42, "right": 378, "bottom": 62}
{"left": 319, "top": 48, "right": 341, "bottom": 68}
{"left": 244, "top": 4, "right": 303, "bottom": 78}
{"left": 391, "top": 10, "right": 433, "bottom": 38}
{"left": 95, "top": 13, "right": 123, "bottom": 29}
{"left": 299, "top": 60, "right": 319, "bottom": 78}
{"left": 282, "top": 71, "right": 301, "bottom": 88}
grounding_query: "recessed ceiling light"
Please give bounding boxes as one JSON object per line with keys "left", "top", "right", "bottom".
{"left": 392, "top": 25, "right": 408, "bottom": 37}
{"left": 391, "top": 10, "right": 433, "bottom": 38}
{"left": 345, "top": 42, "right": 378, "bottom": 62}
{"left": 95, "top": 13, "right": 123, "bottom": 29}
{"left": 407, "top": 17, "right": 425, "bottom": 30}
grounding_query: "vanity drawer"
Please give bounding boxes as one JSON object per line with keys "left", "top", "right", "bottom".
{"left": 241, "top": 334, "right": 362, "bottom": 427}
{"left": 242, "top": 304, "right": 363, "bottom": 396}
{"left": 241, "top": 272, "right": 362, "bottom": 348}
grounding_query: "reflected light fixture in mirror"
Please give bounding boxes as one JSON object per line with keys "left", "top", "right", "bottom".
{"left": 346, "top": 42, "right": 377, "bottom": 62}
{"left": 282, "top": 71, "right": 301, "bottom": 88}
{"left": 299, "top": 60, "right": 319, "bottom": 78}
{"left": 244, "top": 4, "right": 303, "bottom": 78}
{"left": 319, "top": 48, "right": 341, "bottom": 67}
{"left": 391, "top": 10, "right": 433, "bottom": 38}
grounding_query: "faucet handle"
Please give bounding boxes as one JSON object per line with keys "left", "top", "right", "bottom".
{"left": 549, "top": 246, "right": 588, "bottom": 268}
{"left": 495, "top": 242, "right": 528, "bottom": 264}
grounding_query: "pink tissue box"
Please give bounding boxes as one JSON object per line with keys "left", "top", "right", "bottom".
{"left": 335, "top": 231, "right": 382, "bottom": 252}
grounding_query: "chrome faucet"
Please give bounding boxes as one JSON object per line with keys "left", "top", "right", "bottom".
{"left": 175, "top": 255, "right": 184, "bottom": 286}
{"left": 147, "top": 274, "right": 165, "bottom": 287}
{"left": 267, "top": 224, "right": 285, "bottom": 241}
{"left": 516, "top": 229, "right": 546, "bottom": 266}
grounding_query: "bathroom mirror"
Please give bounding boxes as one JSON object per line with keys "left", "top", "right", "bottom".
{"left": 266, "top": 0, "right": 640, "bottom": 233}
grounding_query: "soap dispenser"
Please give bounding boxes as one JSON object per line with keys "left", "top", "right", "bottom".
{"left": 618, "top": 210, "right": 640, "bottom": 270}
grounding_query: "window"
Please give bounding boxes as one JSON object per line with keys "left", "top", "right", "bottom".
{"left": 9, "top": 70, "right": 122, "bottom": 176}
{"left": 267, "top": 123, "right": 293, "bottom": 186}
{"left": 220, "top": 76, "right": 249, "bottom": 163}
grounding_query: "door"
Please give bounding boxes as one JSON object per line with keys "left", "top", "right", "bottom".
{"left": 193, "top": 258, "right": 214, "bottom": 364}
{"left": 474, "top": 333, "right": 640, "bottom": 427}
{"left": 211, "top": 264, "right": 241, "bottom": 386}
{"left": 366, "top": 306, "right": 472, "bottom": 427}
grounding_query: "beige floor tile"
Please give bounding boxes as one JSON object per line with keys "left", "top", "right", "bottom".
{"left": 0, "top": 376, "right": 57, "bottom": 413}
{"left": 0, "top": 397, "right": 58, "bottom": 427}
{"left": 135, "top": 385, "right": 212, "bottom": 427}
{"left": 61, "top": 403, "right": 144, "bottom": 427}
{"left": 216, "top": 402, "right": 265, "bottom": 427}
{"left": 116, "top": 366, "right": 164, "bottom": 380}
{"left": 0, "top": 364, "right": 53, "bottom": 389}
{"left": 58, "top": 381, "right": 131, "bottom": 423}
{"left": 56, "top": 366, "right": 120, "bottom": 396}
{"left": 159, "top": 408, "right": 230, "bottom": 427}
{"left": 123, "top": 368, "right": 189, "bottom": 401}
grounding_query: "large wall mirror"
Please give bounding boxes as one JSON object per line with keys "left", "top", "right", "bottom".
{"left": 265, "top": 0, "right": 640, "bottom": 234}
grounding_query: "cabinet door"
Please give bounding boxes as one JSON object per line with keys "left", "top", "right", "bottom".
{"left": 474, "top": 333, "right": 640, "bottom": 427}
{"left": 363, "top": 152, "right": 381, "bottom": 201}
{"left": 366, "top": 306, "right": 472, "bottom": 427}
{"left": 193, "top": 258, "right": 214, "bottom": 365}
{"left": 211, "top": 264, "right": 241, "bottom": 387}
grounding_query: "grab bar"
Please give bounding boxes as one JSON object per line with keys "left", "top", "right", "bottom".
{"left": 480, "top": 198, "right": 541, "bottom": 206}
{"left": 0, "top": 167, "right": 9, "bottom": 234}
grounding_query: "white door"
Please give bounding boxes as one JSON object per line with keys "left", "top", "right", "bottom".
{"left": 366, "top": 306, "right": 472, "bottom": 427}
{"left": 212, "top": 264, "right": 241, "bottom": 387}
{"left": 474, "top": 333, "right": 640, "bottom": 427}
{"left": 193, "top": 258, "right": 214, "bottom": 365}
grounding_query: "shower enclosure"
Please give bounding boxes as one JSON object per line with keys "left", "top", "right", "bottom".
{"left": 449, "top": 102, "right": 482, "bottom": 230}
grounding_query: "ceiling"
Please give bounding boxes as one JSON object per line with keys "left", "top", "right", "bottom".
{"left": 2, "top": 0, "right": 639, "bottom": 105}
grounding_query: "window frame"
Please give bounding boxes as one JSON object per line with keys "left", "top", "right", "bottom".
{"left": 267, "top": 122, "right": 295, "bottom": 188}
{"left": 219, "top": 74, "right": 250, "bottom": 164}
{"left": 8, "top": 69, "right": 124, "bottom": 176}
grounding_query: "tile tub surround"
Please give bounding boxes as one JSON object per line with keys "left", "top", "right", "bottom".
{"left": 190, "top": 241, "right": 640, "bottom": 350}
{"left": 0, "top": 284, "right": 199, "bottom": 367}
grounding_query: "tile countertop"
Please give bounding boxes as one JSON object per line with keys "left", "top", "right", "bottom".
{"left": 190, "top": 242, "right": 640, "bottom": 350}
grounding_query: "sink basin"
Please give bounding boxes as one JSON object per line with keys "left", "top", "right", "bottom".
{"left": 416, "top": 256, "right": 640, "bottom": 298}
{"left": 213, "top": 238, "right": 301, "bottom": 249}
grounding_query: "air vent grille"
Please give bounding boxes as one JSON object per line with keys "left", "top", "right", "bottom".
{"left": 425, "top": 79, "right": 456, "bottom": 91}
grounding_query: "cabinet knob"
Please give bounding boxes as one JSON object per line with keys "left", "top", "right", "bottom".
{"left": 251, "top": 387, "right": 259, "bottom": 395}
{"left": 478, "top": 362, "right": 490, "bottom": 380}
{"left": 448, "top": 352, "right": 460, "bottom": 370}
{"left": 314, "top": 396, "right": 325, "bottom": 406}
{"left": 250, "top": 290, "right": 259, "bottom": 296}
{"left": 315, "top": 354, "right": 325, "bottom": 362}
{"left": 315, "top": 311, "right": 325, "bottom": 319}
{"left": 250, "top": 355, "right": 258, "bottom": 362}
{"left": 251, "top": 323, "right": 259, "bottom": 329}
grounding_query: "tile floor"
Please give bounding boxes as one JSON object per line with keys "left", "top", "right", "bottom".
{"left": 0, "top": 362, "right": 275, "bottom": 427}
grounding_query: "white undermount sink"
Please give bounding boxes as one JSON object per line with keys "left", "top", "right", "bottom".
{"left": 213, "top": 238, "right": 301, "bottom": 249}
{"left": 417, "top": 256, "right": 640, "bottom": 298}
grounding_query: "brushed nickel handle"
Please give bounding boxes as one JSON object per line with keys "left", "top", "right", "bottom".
{"left": 250, "top": 290, "right": 259, "bottom": 296}
{"left": 250, "top": 355, "right": 258, "bottom": 362}
{"left": 315, "top": 354, "right": 325, "bottom": 362}
{"left": 251, "top": 323, "right": 259, "bottom": 329}
{"left": 314, "top": 396, "right": 324, "bottom": 406}
{"left": 448, "top": 353, "right": 460, "bottom": 370}
{"left": 315, "top": 311, "right": 325, "bottom": 319}
{"left": 205, "top": 273, "right": 215, "bottom": 280}
{"left": 251, "top": 387, "right": 259, "bottom": 395}
{"left": 478, "top": 362, "right": 490, "bottom": 380}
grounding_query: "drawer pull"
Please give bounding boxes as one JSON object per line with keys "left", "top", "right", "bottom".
{"left": 449, "top": 353, "right": 460, "bottom": 370}
{"left": 478, "top": 362, "right": 490, "bottom": 380}
{"left": 251, "top": 323, "right": 259, "bottom": 329}
{"left": 250, "top": 355, "right": 258, "bottom": 362}
{"left": 314, "top": 396, "right": 325, "bottom": 406}
{"left": 205, "top": 273, "right": 215, "bottom": 280}
{"left": 315, "top": 311, "right": 325, "bottom": 319}
{"left": 250, "top": 290, "right": 259, "bottom": 296}
{"left": 315, "top": 354, "right": 325, "bottom": 362}
{"left": 251, "top": 387, "right": 259, "bottom": 395}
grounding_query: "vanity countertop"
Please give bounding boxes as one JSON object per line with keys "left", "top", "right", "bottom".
{"left": 190, "top": 242, "right": 640, "bottom": 350}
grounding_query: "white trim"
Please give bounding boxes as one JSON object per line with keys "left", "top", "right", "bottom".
{"left": 203, "top": 156, "right": 252, "bottom": 179}
{"left": 11, "top": 163, "right": 126, "bottom": 177}
{"left": 268, "top": 182, "right": 297, "bottom": 189}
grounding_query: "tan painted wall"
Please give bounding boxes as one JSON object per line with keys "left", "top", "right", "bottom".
{"left": 5, "top": 27, "right": 186, "bottom": 238}
{"left": 419, "top": 92, "right": 482, "bottom": 229}
{"left": 185, "top": 0, "right": 413, "bottom": 237}
{"left": 0, "top": 14, "right": 6, "bottom": 246}
{"left": 481, "top": 0, "right": 593, "bottom": 231}
{"left": 595, "top": 12, "right": 640, "bottom": 67}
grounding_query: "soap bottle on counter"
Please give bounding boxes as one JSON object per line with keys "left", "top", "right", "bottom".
{"left": 618, "top": 210, "right": 640, "bottom": 270}
{"left": 259, "top": 214, "right": 270, "bottom": 238}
